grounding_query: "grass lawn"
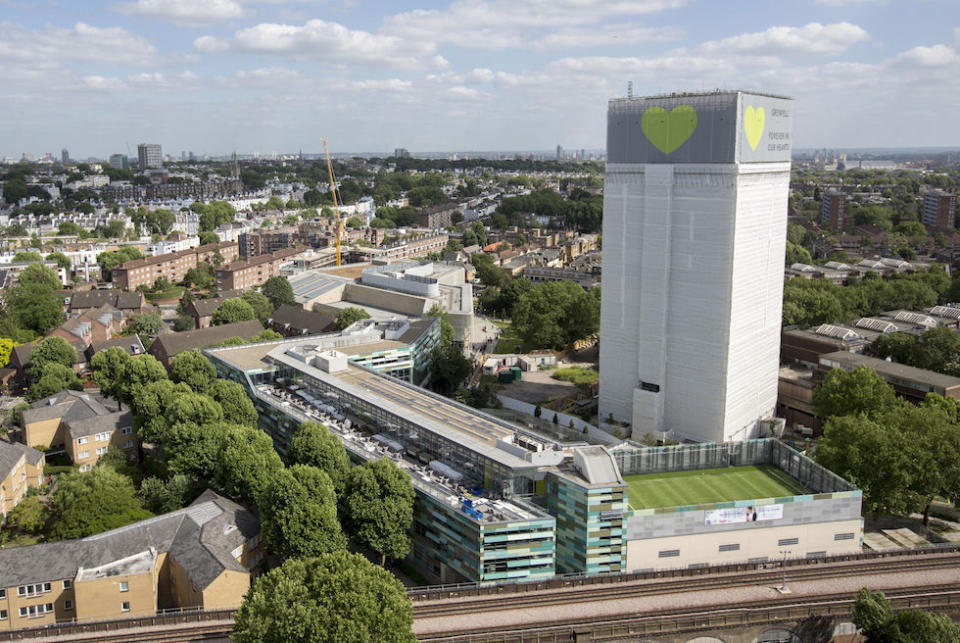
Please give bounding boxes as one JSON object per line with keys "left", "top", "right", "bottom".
{"left": 551, "top": 367, "right": 599, "bottom": 387}
{"left": 625, "top": 465, "right": 807, "bottom": 510}
{"left": 493, "top": 320, "right": 534, "bottom": 354}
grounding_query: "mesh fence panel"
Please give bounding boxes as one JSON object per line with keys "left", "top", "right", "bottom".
{"left": 613, "top": 438, "right": 856, "bottom": 494}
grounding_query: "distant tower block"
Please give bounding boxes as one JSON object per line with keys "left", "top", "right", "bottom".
{"left": 599, "top": 91, "right": 794, "bottom": 443}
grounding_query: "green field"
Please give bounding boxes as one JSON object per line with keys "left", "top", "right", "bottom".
{"left": 624, "top": 465, "right": 807, "bottom": 510}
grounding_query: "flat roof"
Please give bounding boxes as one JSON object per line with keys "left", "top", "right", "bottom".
{"left": 625, "top": 465, "right": 808, "bottom": 510}
{"left": 820, "top": 350, "right": 960, "bottom": 390}
{"left": 267, "top": 348, "right": 534, "bottom": 470}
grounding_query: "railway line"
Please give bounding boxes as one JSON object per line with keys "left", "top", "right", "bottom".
{"left": 413, "top": 550, "right": 960, "bottom": 617}
{"left": 417, "top": 586, "right": 960, "bottom": 642}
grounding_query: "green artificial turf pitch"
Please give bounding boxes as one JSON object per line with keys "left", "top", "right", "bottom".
{"left": 624, "top": 465, "right": 807, "bottom": 510}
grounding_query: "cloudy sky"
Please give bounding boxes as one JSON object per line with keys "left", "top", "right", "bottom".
{"left": 2, "top": 0, "right": 958, "bottom": 158}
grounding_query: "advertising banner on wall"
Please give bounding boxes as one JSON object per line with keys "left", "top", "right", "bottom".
{"left": 704, "top": 504, "right": 784, "bottom": 525}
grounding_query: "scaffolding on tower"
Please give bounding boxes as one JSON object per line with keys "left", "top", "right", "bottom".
{"left": 322, "top": 138, "right": 344, "bottom": 266}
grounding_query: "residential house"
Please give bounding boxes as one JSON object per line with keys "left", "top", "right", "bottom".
{"left": 267, "top": 304, "right": 337, "bottom": 337}
{"left": 0, "top": 441, "right": 44, "bottom": 519}
{"left": 147, "top": 320, "right": 264, "bottom": 367}
{"left": 68, "top": 291, "right": 147, "bottom": 318}
{"left": 0, "top": 490, "right": 262, "bottom": 632}
{"left": 215, "top": 247, "right": 305, "bottom": 291}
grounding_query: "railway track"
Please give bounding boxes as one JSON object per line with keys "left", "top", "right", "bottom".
{"left": 417, "top": 586, "right": 960, "bottom": 642}
{"left": 414, "top": 552, "right": 960, "bottom": 618}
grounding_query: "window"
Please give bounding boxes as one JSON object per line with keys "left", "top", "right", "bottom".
{"left": 123, "top": 441, "right": 134, "bottom": 449}
{"left": 62, "top": 580, "right": 72, "bottom": 589}
{"left": 77, "top": 437, "right": 88, "bottom": 445}
{"left": 64, "top": 600, "right": 73, "bottom": 610}
{"left": 0, "top": 609, "right": 6, "bottom": 620}
{"left": 17, "top": 583, "right": 50, "bottom": 597}
{"left": 122, "top": 427, "right": 132, "bottom": 435}
{"left": 718, "top": 543, "right": 740, "bottom": 552}
{"left": 640, "top": 381, "right": 660, "bottom": 393}
{"left": 95, "top": 431, "right": 111, "bottom": 442}
{"left": 658, "top": 549, "right": 680, "bottom": 558}
{"left": 121, "top": 601, "right": 130, "bottom": 612}
{"left": 835, "top": 532, "right": 855, "bottom": 541}
{"left": 120, "top": 581, "right": 129, "bottom": 592}
{"left": 78, "top": 451, "right": 90, "bottom": 459}
{"left": 96, "top": 447, "right": 108, "bottom": 456}
{"left": 778, "top": 537, "right": 799, "bottom": 546}
{"left": 19, "top": 604, "right": 52, "bottom": 618}
{"left": 79, "top": 465, "right": 90, "bottom": 472}
{"left": 0, "top": 589, "right": 5, "bottom": 599}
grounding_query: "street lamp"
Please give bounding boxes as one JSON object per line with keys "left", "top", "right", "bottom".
{"left": 779, "top": 549, "right": 791, "bottom": 592}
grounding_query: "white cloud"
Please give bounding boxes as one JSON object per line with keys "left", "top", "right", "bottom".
{"left": 203, "top": 19, "right": 438, "bottom": 68}
{"left": 699, "top": 22, "right": 870, "bottom": 57}
{"left": 114, "top": 0, "right": 245, "bottom": 26}
{"left": 0, "top": 21, "right": 156, "bottom": 66}
{"left": 382, "top": 0, "right": 689, "bottom": 49}
{"left": 894, "top": 44, "right": 960, "bottom": 67}
{"left": 351, "top": 78, "right": 414, "bottom": 92}
{"left": 194, "top": 35, "right": 230, "bottom": 53}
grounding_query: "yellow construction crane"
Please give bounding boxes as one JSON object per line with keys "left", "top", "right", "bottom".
{"left": 322, "top": 138, "right": 343, "bottom": 266}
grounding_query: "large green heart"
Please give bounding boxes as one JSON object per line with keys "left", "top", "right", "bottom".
{"left": 641, "top": 105, "right": 698, "bottom": 155}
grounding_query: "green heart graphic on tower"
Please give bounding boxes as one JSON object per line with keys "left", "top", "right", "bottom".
{"left": 641, "top": 105, "right": 698, "bottom": 154}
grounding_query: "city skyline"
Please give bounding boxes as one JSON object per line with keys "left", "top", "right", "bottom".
{"left": 2, "top": 0, "right": 959, "bottom": 158}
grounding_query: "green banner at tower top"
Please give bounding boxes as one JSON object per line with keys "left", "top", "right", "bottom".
{"left": 607, "top": 91, "right": 794, "bottom": 165}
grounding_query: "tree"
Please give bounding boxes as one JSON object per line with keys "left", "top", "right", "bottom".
{"left": 90, "top": 347, "right": 132, "bottom": 402}
{"left": 169, "top": 350, "right": 217, "bottom": 394}
{"left": 341, "top": 458, "right": 415, "bottom": 566}
{"left": 30, "top": 336, "right": 77, "bottom": 375}
{"left": 335, "top": 306, "right": 371, "bottom": 331}
{"left": 46, "top": 252, "right": 72, "bottom": 270}
{"left": 207, "top": 379, "right": 258, "bottom": 428}
{"left": 199, "top": 230, "right": 219, "bottom": 245}
{"left": 12, "top": 251, "right": 43, "bottom": 263}
{"left": 812, "top": 366, "right": 898, "bottom": 421}
{"left": 47, "top": 467, "right": 152, "bottom": 540}
{"left": 26, "top": 363, "right": 83, "bottom": 401}
{"left": 122, "top": 313, "right": 162, "bottom": 340}
{"left": 181, "top": 263, "right": 215, "bottom": 289}
{"left": 429, "top": 343, "right": 472, "bottom": 395}
{"left": 131, "top": 380, "right": 189, "bottom": 442}
{"left": 117, "top": 354, "right": 169, "bottom": 405}
{"left": 174, "top": 313, "right": 195, "bottom": 331}
{"left": 260, "top": 465, "right": 346, "bottom": 559}
{"left": 0, "top": 338, "right": 15, "bottom": 368}
{"left": 137, "top": 474, "right": 195, "bottom": 514}
{"left": 232, "top": 552, "right": 416, "bottom": 643}
{"left": 784, "top": 241, "right": 813, "bottom": 266}
{"left": 212, "top": 298, "right": 256, "bottom": 325}
{"left": 512, "top": 280, "right": 601, "bottom": 350}
{"left": 18, "top": 262, "right": 62, "bottom": 289}
{"left": 166, "top": 420, "right": 231, "bottom": 479}
{"left": 853, "top": 588, "right": 960, "bottom": 642}
{"left": 242, "top": 290, "right": 274, "bottom": 324}
{"left": 2, "top": 178, "right": 28, "bottom": 204}
{"left": 217, "top": 426, "right": 284, "bottom": 504}
{"left": 286, "top": 421, "right": 351, "bottom": 492}
{"left": 262, "top": 276, "right": 295, "bottom": 308}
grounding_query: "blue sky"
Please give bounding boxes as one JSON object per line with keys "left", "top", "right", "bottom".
{"left": 1, "top": 0, "right": 958, "bottom": 158}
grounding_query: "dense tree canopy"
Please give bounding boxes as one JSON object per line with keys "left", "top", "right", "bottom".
{"left": 853, "top": 588, "right": 960, "bottom": 642}
{"left": 512, "top": 280, "right": 601, "bottom": 349}
{"left": 217, "top": 426, "right": 284, "bottom": 504}
{"left": 169, "top": 350, "right": 217, "bottom": 394}
{"left": 341, "top": 458, "right": 415, "bottom": 565}
{"left": 47, "top": 467, "right": 152, "bottom": 540}
{"left": 872, "top": 327, "right": 960, "bottom": 376}
{"left": 260, "top": 465, "right": 346, "bottom": 559}
{"left": 232, "top": 552, "right": 416, "bottom": 643}
{"left": 335, "top": 306, "right": 371, "bottom": 330}
{"left": 261, "top": 276, "right": 296, "bottom": 309}
{"left": 286, "top": 421, "right": 351, "bottom": 492}
{"left": 207, "top": 379, "right": 258, "bottom": 428}
{"left": 242, "top": 290, "right": 274, "bottom": 324}
{"left": 811, "top": 366, "right": 898, "bottom": 421}
{"left": 212, "top": 298, "right": 256, "bottom": 325}
{"left": 31, "top": 336, "right": 77, "bottom": 374}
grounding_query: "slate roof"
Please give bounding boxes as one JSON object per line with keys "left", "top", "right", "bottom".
{"left": 65, "top": 409, "right": 132, "bottom": 440}
{"left": 148, "top": 320, "right": 264, "bottom": 358}
{"left": 86, "top": 334, "right": 146, "bottom": 360}
{"left": 69, "top": 291, "right": 144, "bottom": 311}
{"left": 0, "top": 441, "right": 43, "bottom": 480}
{"left": 268, "top": 304, "right": 336, "bottom": 335}
{"left": 22, "top": 390, "right": 117, "bottom": 425}
{"left": 0, "top": 491, "right": 258, "bottom": 590}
